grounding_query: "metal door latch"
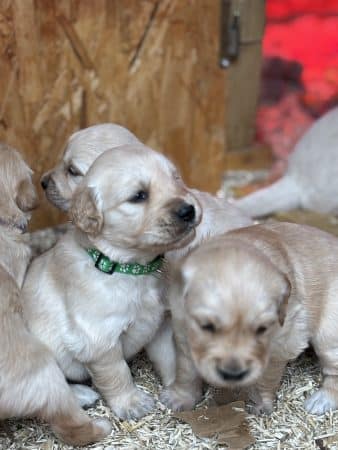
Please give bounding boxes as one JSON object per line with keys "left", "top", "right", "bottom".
{"left": 219, "top": 0, "right": 240, "bottom": 68}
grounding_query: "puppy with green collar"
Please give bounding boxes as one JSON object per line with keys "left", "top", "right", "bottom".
{"left": 22, "top": 143, "right": 201, "bottom": 420}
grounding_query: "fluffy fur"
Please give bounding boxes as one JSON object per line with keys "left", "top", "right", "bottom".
{"left": 0, "top": 144, "right": 111, "bottom": 445}
{"left": 41, "top": 123, "right": 140, "bottom": 211}
{"left": 40, "top": 123, "right": 253, "bottom": 259}
{"left": 234, "top": 107, "right": 338, "bottom": 217}
{"left": 39, "top": 123, "right": 252, "bottom": 394}
{"left": 22, "top": 144, "right": 202, "bottom": 420}
{"left": 162, "top": 222, "right": 338, "bottom": 416}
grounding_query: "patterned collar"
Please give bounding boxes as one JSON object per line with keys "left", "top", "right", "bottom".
{"left": 86, "top": 248, "right": 164, "bottom": 275}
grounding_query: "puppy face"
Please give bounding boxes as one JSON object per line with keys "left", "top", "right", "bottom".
{"left": 41, "top": 124, "right": 139, "bottom": 211}
{"left": 178, "top": 242, "right": 290, "bottom": 388}
{"left": 0, "top": 144, "right": 38, "bottom": 231}
{"left": 70, "top": 144, "right": 202, "bottom": 252}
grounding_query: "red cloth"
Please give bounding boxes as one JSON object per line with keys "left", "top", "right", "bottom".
{"left": 266, "top": 0, "right": 338, "bottom": 20}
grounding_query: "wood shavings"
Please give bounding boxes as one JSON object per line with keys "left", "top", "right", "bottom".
{"left": 3, "top": 351, "right": 338, "bottom": 450}
{"left": 4, "top": 230, "right": 338, "bottom": 450}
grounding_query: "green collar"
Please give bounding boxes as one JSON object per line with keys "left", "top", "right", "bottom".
{"left": 86, "top": 248, "right": 164, "bottom": 275}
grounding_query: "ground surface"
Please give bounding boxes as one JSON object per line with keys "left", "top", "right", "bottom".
{"left": 1, "top": 351, "right": 338, "bottom": 450}
{"left": 3, "top": 203, "right": 338, "bottom": 449}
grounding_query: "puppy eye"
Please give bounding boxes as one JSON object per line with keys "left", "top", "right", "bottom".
{"left": 256, "top": 325, "right": 267, "bottom": 336}
{"left": 200, "top": 322, "right": 216, "bottom": 333}
{"left": 68, "top": 165, "right": 81, "bottom": 177}
{"left": 129, "top": 190, "right": 149, "bottom": 203}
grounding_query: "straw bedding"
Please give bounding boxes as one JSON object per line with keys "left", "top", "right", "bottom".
{"left": 2, "top": 214, "right": 338, "bottom": 450}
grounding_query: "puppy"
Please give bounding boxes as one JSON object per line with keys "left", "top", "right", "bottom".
{"left": 162, "top": 221, "right": 338, "bottom": 416}
{"left": 40, "top": 123, "right": 253, "bottom": 252}
{"left": 0, "top": 144, "right": 111, "bottom": 445}
{"left": 22, "top": 143, "right": 202, "bottom": 420}
{"left": 40, "top": 124, "right": 252, "bottom": 388}
{"left": 41, "top": 123, "right": 140, "bottom": 211}
{"left": 234, "top": 107, "right": 338, "bottom": 217}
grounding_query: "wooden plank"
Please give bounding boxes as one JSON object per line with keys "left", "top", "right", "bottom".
{"left": 57, "top": 13, "right": 95, "bottom": 71}
{"left": 12, "top": 0, "right": 43, "bottom": 119}
{"left": 225, "top": 0, "right": 265, "bottom": 151}
{"left": 0, "top": 0, "right": 228, "bottom": 230}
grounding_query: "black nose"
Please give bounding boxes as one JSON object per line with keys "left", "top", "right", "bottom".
{"left": 217, "top": 367, "right": 249, "bottom": 381}
{"left": 176, "top": 203, "right": 195, "bottom": 223}
{"left": 41, "top": 175, "right": 49, "bottom": 190}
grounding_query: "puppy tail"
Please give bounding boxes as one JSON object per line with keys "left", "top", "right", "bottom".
{"left": 233, "top": 175, "right": 301, "bottom": 218}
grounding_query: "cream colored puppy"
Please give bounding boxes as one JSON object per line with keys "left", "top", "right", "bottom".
{"left": 22, "top": 143, "right": 202, "bottom": 420}
{"left": 40, "top": 123, "right": 253, "bottom": 255}
{"left": 235, "top": 107, "right": 338, "bottom": 217}
{"left": 162, "top": 222, "right": 338, "bottom": 416}
{"left": 41, "top": 123, "right": 140, "bottom": 211}
{"left": 39, "top": 124, "right": 252, "bottom": 390}
{"left": 0, "top": 144, "right": 111, "bottom": 445}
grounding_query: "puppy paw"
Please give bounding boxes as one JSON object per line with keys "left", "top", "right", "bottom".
{"left": 160, "top": 385, "right": 200, "bottom": 411}
{"left": 248, "top": 399, "right": 274, "bottom": 416}
{"left": 110, "top": 389, "right": 155, "bottom": 420}
{"left": 305, "top": 389, "right": 337, "bottom": 415}
{"left": 71, "top": 384, "right": 100, "bottom": 408}
{"left": 92, "top": 418, "right": 112, "bottom": 438}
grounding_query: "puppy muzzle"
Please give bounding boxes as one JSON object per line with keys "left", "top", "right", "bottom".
{"left": 174, "top": 202, "right": 196, "bottom": 224}
{"left": 217, "top": 367, "right": 250, "bottom": 382}
{"left": 43, "top": 177, "right": 70, "bottom": 211}
{"left": 40, "top": 173, "right": 50, "bottom": 190}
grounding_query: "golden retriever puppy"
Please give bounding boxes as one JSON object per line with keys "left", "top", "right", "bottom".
{"left": 0, "top": 144, "right": 111, "bottom": 445}
{"left": 162, "top": 221, "right": 338, "bottom": 416}
{"left": 39, "top": 124, "right": 252, "bottom": 389}
{"left": 235, "top": 107, "right": 338, "bottom": 217}
{"left": 41, "top": 123, "right": 140, "bottom": 211}
{"left": 40, "top": 124, "right": 252, "bottom": 234}
{"left": 22, "top": 143, "right": 202, "bottom": 420}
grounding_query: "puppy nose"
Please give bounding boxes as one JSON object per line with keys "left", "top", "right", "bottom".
{"left": 217, "top": 367, "right": 249, "bottom": 381}
{"left": 40, "top": 175, "right": 49, "bottom": 190}
{"left": 175, "top": 202, "right": 195, "bottom": 223}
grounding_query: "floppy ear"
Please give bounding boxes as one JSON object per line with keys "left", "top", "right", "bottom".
{"left": 69, "top": 186, "right": 103, "bottom": 235}
{"left": 16, "top": 178, "right": 39, "bottom": 212}
{"left": 277, "top": 274, "right": 291, "bottom": 326}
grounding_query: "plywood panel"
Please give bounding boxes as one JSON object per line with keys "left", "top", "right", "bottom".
{"left": 0, "top": 0, "right": 228, "bottom": 229}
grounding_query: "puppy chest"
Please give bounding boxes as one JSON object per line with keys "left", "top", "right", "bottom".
{"left": 80, "top": 274, "right": 165, "bottom": 326}
{"left": 125, "top": 277, "right": 165, "bottom": 320}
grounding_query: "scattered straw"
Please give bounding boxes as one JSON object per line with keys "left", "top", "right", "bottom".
{"left": 2, "top": 350, "right": 338, "bottom": 449}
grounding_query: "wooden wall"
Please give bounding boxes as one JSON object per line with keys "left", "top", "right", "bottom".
{"left": 0, "top": 0, "right": 263, "bottom": 229}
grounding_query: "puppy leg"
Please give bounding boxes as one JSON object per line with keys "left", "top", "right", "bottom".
{"left": 32, "top": 361, "right": 110, "bottom": 445}
{"left": 43, "top": 366, "right": 111, "bottom": 444}
{"left": 305, "top": 343, "right": 338, "bottom": 414}
{"left": 70, "top": 384, "right": 100, "bottom": 408}
{"left": 87, "top": 343, "right": 155, "bottom": 420}
{"left": 252, "top": 359, "right": 287, "bottom": 415}
{"left": 48, "top": 395, "right": 111, "bottom": 446}
{"left": 160, "top": 333, "right": 202, "bottom": 411}
{"left": 145, "top": 316, "right": 176, "bottom": 387}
